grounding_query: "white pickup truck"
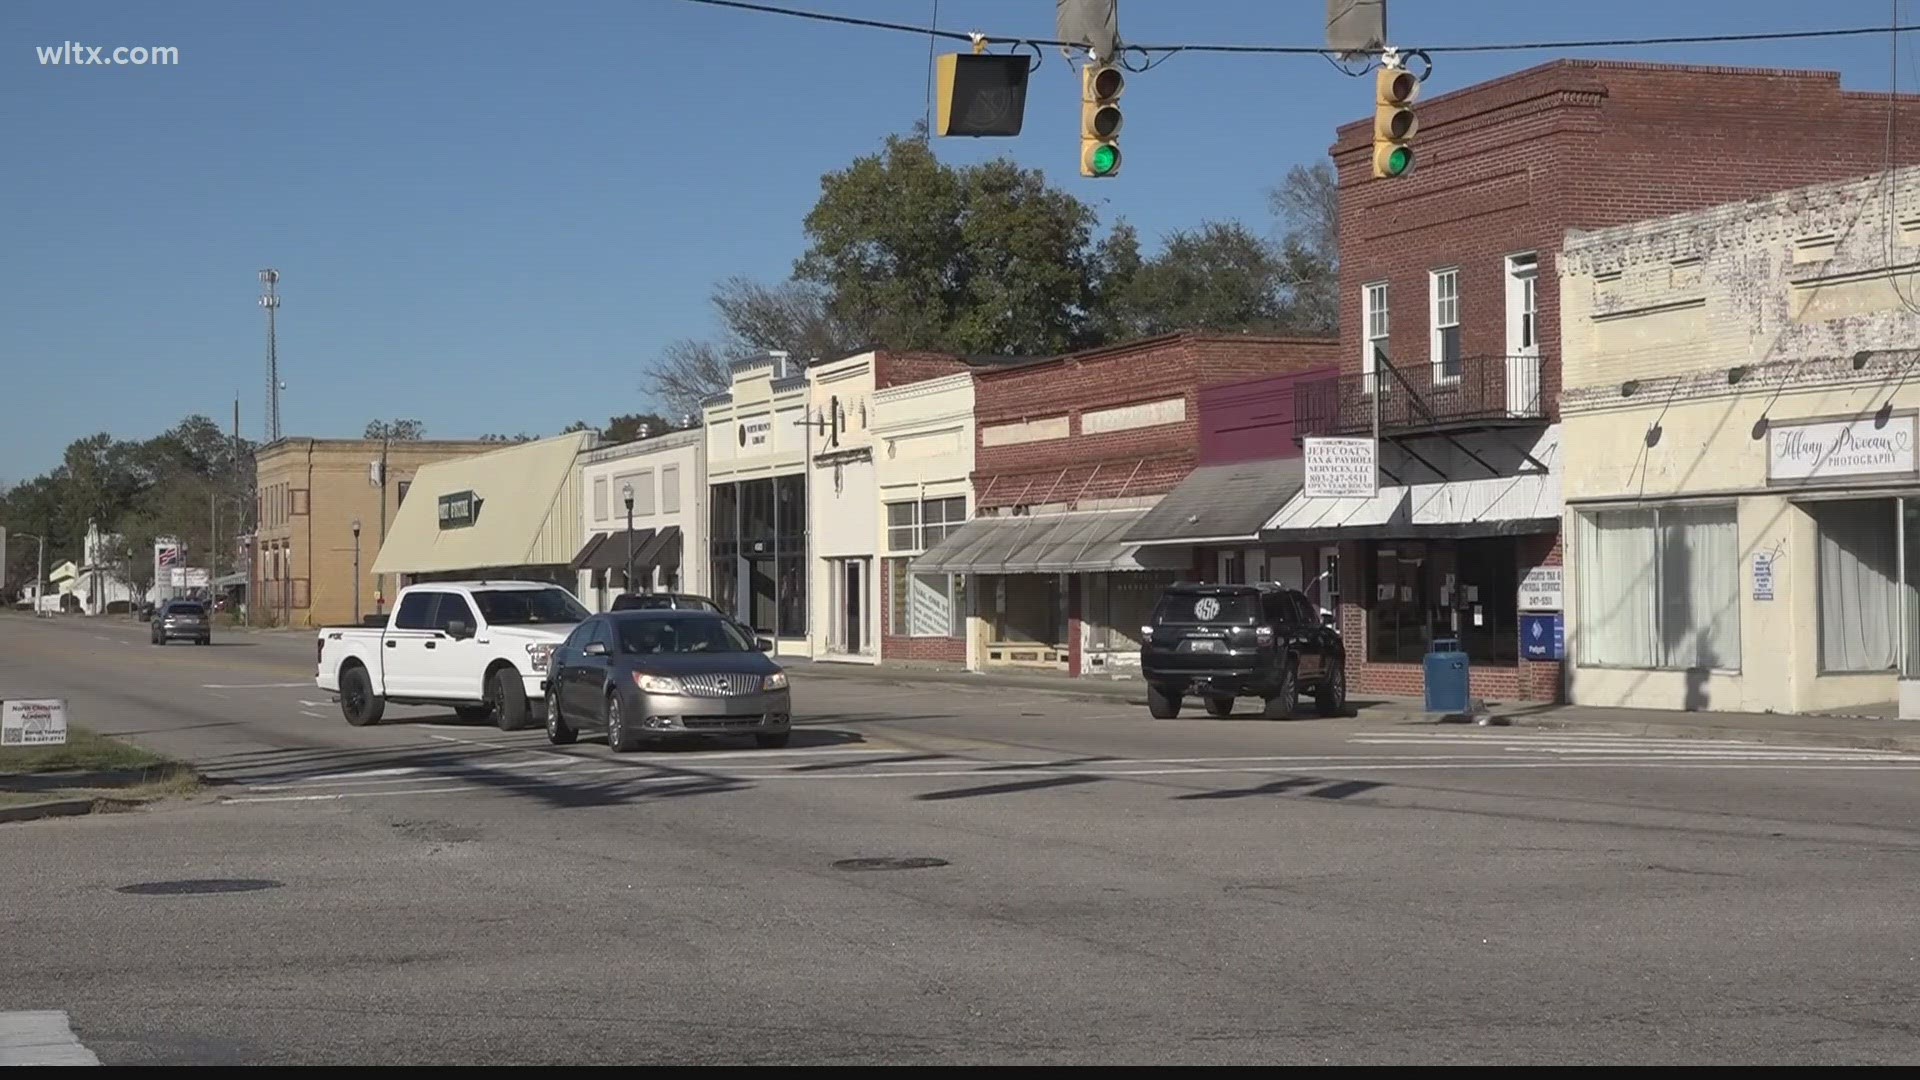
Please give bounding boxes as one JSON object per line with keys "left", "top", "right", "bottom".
{"left": 316, "top": 581, "right": 589, "bottom": 729}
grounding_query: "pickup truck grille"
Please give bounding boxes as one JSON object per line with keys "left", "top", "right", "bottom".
{"left": 677, "top": 673, "right": 762, "bottom": 698}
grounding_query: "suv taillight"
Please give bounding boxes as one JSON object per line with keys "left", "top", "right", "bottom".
{"left": 1140, "top": 624, "right": 1154, "bottom": 641}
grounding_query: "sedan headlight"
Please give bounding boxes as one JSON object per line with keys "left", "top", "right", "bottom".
{"left": 761, "top": 671, "right": 789, "bottom": 691}
{"left": 525, "top": 643, "right": 556, "bottom": 671}
{"left": 633, "top": 673, "right": 681, "bottom": 694}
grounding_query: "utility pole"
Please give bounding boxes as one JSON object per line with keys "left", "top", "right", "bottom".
{"left": 374, "top": 435, "right": 390, "bottom": 615}
{"left": 351, "top": 518, "right": 362, "bottom": 624}
{"left": 235, "top": 397, "right": 249, "bottom": 627}
{"left": 259, "top": 269, "right": 281, "bottom": 443}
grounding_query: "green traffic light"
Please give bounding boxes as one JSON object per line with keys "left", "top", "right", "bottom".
{"left": 1386, "top": 146, "right": 1412, "bottom": 177}
{"left": 1091, "top": 144, "right": 1119, "bottom": 176}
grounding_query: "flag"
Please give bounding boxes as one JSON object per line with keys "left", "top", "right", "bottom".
{"left": 157, "top": 545, "right": 180, "bottom": 567}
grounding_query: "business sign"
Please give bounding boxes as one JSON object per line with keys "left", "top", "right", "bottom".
{"left": 437, "top": 490, "right": 478, "bottom": 530}
{"left": 1, "top": 698, "right": 69, "bottom": 747}
{"left": 170, "top": 567, "right": 211, "bottom": 589}
{"left": 1302, "top": 437, "right": 1378, "bottom": 499}
{"left": 739, "top": 419, "right": 772, "bottom": 450}
{"left": 1518, "top": 565, "right": 1563, "bottom": 611}
{"left": 1768, "top": 414, "right": 1918, "bottom": 483}
{"left": 1519, "top": 613, "right": 1564, "bottom": 662}
{"left": 1752, "top": 552, "right": 1775, "bottom": 601}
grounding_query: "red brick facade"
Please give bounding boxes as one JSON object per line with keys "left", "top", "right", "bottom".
{"left": 1318, "top": 60, "right": 1920, "bottom": 704}
{"left": 972, "top": 333, "right": 1338, "bottom": 510}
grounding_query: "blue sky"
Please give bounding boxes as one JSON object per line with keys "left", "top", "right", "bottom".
{"left": 1, "top": 0, "right": 1911, "bottom": 479}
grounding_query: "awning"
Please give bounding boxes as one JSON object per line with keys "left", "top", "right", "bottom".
{"left": 569, "top": 532, "right": 610, "bottom": 572}
{"left": 581, "top": 528, "right": 656, "bottom": 573}
{"left": 912, "top": 508, "right": 1169, "bottom": 575}
{"left": 1124, "top": 458, "right": 1305, "bottom": 546}
{"left": 629, "top": 522, "right": 683, "bottom": 572}
{"left": 372, "top": 431, "right": 595, "bottom": 576}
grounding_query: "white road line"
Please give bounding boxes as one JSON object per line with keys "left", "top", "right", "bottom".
{"left": 298, "top": 700, "right": 334, "bottom": 708}
{"left": 0, "top": 1010, "right": 99, "bottom": 1066}
{"left": 201, "top": 682, "right": 308, "bottom": 689}
{"left": 299, "top": 710, "right": 326, "bottom": 719}
{"left": 1350, "top": 735, "right": 1900, "bottom": 755}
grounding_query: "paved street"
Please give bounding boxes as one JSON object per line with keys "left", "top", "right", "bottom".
{"left": 3, "top": 614, "right": 1919, "bottom": 1065}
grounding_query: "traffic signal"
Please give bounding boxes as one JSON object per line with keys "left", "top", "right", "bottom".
{"left": 1080, "top": 60, "right": 1123, "bottom": 178}
{"left": 934, "top": 53, "right": 1031, "bottom": 137}
{"left": 1372, "top": 65, "right": 1418, "bottom": 179}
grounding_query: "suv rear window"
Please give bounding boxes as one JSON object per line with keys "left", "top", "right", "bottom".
{"left": 1152, "top": 591, "right": 1260, "bottom": 625}
{"left": 168, "top": 602, "right": 205, "bottom": 616}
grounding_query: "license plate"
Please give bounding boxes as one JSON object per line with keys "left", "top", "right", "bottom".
{"left": 1181, "top": 639, "right": 1224, "bottom": 653}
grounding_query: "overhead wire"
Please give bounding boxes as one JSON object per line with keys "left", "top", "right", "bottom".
{"left": 676, "top": 1, "right": 1920, "bottom": 61}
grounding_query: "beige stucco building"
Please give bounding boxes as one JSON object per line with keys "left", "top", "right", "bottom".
{"left": 872, "top": 371, "right": 977, "bottom": 669}
{"left": 253, "top": 436, "right": 495, "bottom": 627}
{"left": 1560, "top": 167, "right": 1920, "bottom": 716}
{"left": 703, "top": 352, "right": 811, "bottom": 654}
{"left": 574, "top": 428, "right": 705, "bottom": 612}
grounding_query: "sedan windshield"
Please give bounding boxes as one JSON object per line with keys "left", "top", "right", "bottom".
{"left": 618, "top": 616, "right": 753, "bottom": 655}
{"left": 471, "top": 588, "right": 589, "bottom": 626}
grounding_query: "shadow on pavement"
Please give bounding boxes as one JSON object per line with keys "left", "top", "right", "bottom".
{"left": 914, "top": 774, "right": 1101, "bottom": 801}
{"left": 1175, "top": 775, "right": 1385, "bottom": 801}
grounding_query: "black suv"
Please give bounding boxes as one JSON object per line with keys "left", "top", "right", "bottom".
{"left": 1140, "top": 583, "right": 1345, "bottom": 720}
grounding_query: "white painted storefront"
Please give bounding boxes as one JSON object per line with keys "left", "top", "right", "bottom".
{"left": 806, "top": 351, "right": 882, "bottom": 663}
{"left": 574, "top": 428, "right": 705, "bottom": 612}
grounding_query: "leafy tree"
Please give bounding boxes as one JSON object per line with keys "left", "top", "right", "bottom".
{"left": 648, "top": 279, "right": 853, "bottom": 419}
{"left": 477, "top": 433, "right": 536, "bottom": 443}
{"left": 364, "top": 418, "right": 425, "bottom": 441}
{"left": 1268, "top": 160, "right": 1339, "bottom": 335}
{"left": 1099, "top": 221, "right": 1291, "bottom": 338}
{"left": 793, "top": 131, "right": 1099, "bottom": 356}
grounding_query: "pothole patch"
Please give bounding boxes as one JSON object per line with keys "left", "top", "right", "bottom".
{"left": 831, "top": 856, "right": 949, "bottom": 872}
{"left": 115, "top": 878, "right": 284, "bottom": 896}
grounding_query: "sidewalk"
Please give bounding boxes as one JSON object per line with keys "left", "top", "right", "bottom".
{"left": 783, "top": 658, "right": 1920, "bottom": 754}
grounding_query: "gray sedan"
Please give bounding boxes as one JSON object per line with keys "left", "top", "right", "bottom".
{"left": 541, "top": 610, "right": 792, "bottom": 752}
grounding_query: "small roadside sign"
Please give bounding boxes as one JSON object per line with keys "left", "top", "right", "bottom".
{"left": 1, "top": 698, "right": 69, "bottom": 747}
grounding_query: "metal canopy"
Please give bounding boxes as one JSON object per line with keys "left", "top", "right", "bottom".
{"left": 1123, "top": 459, "right": 1306, "bottom": 546}
{"left": 912, "top": 508, "right": 1160, "bottom": 575}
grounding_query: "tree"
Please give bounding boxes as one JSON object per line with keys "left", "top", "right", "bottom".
{"left": 794, "top": 131, "right": 1099, "bottom": 356}
{"left": 648, "top": 339, "right": 733, "bottom": 422}
{"left": 478, "top": 433, "right": 535, "bottom": 443}
{"left": 1268, "top": 161, "right": 1339, "bottom": 335}
{"left": 1099, "top": 221, "right": 1289, "bottom": 338}
{"left": 645, "top": 279, "right": 855, "bottom": 419}
{"left": 364, "top": 419, "right": 424, "bottom": 441}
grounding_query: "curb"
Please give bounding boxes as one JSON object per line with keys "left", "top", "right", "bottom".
{"left": 0, "top": 797, "right": 97, "bottom": 825}
{"left": 1506, "top": 714, "right": 1920, "bottom": 754}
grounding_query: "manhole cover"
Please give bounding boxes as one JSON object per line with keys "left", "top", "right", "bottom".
{"left": 831, "top": 857, "right": 949, "bottom": 872}
{"left": 115, "top": 878, "right": 283, "bottom": 896}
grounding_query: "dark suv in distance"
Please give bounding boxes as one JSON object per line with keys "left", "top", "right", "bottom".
{"left": 1140, "top": 583, "right": 1345, "bottom": 720}
{"left": 151, "top": 599, "right": 211, "bottom": 646}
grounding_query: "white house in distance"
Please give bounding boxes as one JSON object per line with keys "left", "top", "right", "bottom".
{"left": 573, "top": 427, "right": 706, "bottom": 612}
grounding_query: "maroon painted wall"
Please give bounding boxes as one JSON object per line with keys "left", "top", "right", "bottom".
{"left": 1197, "top": 367, "right": 1336, "bottom": 465}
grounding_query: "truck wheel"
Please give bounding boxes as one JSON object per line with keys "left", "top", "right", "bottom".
{"left": 1262, "top": 660, "right": 1299, "bottom": 720}
{"left": 1204, "top": 696, "right": 1235, "bottom": 718}
{"left": 489, "top": 668, "right": 531, "bottom": 731}
{"left": 1315, "top": 663, "right": 1348, "bottom": 717}
{"left": 453, "top": 705, "right": 491, "bottom": 722}
{"left": 1147, "top": 683, "right": 1182, "bottom": 719}
{"left": 340, "top": 665, "right": 385, "bottom": 727}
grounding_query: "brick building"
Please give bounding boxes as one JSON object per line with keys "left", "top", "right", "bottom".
{"left": 913, "top": 332, "right": 1335, "bottom": 677}
{"left": 1278, "top": 59, "right": 1920, "bottom": 703}
{"left": 253, "top": 436, "right": 495, "bottom": 627}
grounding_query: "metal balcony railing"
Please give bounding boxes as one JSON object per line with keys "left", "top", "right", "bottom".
{"left": 1294, "top": 352, "right": 1545, "bottom": 439}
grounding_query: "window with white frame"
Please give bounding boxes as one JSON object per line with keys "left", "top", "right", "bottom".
{"left": 660, "top": 465, "right": 680, "bottom": 514}
{"left": 1575, "top": 505, "right": 1740, "bottom": 670}
{"left": 887, "top": 558, "right": 965, "bottom": 638}
{"left": 1430, "top": 268, "right": 1461, "bottom": 382}
{"left": 1506, "top": 253, "right": 1538, "bottom": 355}
{"left": 885, "top": 496, "right": 966, "bottom": 552}
{"left": 1362, "top": 282, "right": 1389, "bottom": 393}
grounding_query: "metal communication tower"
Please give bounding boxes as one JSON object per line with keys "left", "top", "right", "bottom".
{"left": 259, "top": 268, "right": 282, "bottom": 443}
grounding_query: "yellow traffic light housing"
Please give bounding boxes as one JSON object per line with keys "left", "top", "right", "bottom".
{"left": 934, "top": 53, "right": 1031, "bottom": 137}
{"left": 1372, "top": 66, "right": 1418, "bottom": 179}
{"left": 1080, "top": 61, "right": 1123, "bottom": 178}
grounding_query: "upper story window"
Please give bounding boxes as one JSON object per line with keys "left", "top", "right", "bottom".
{"left": 1507, "top": 253, "right": 1538, "bottom": 355}
{"left": 1430, "top": 268, "right": 1461, "bottom": 383}
{"left": 1362, "top": 282, "right": 1389, "bottom": 393}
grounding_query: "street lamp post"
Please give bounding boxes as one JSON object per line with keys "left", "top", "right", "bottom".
{"left": 351, "top": 519, "right": 363, "bottom": 624}
{"left": 622, "top": 482, "right": 636, "bottom": 593}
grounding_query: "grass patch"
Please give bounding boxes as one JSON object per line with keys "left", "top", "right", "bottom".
{"left": 0, "top": 725, "right": 174, "bottom": 776}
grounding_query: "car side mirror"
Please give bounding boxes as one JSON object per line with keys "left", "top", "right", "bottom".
{"left": 754, "top": 637, "right": 774, "bottom": 653}
{"left": 445, "top": 619, "right": 472, "bottom": 640}
{"left": 583, "top": 641, "right": 608, "bottom": 657}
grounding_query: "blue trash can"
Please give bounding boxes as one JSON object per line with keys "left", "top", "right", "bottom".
{"left": 1423, "top": 638, "right": 1470, "bottom": 714}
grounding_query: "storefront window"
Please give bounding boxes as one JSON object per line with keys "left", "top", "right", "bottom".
{"left": 992, "top": 575, "right": 1059, "bottom": 645}
{"left": 776, "top": 553, "right": 806, "bottom": 638}
{"left": 741, "top": 479, "right": 775, "bottom": 552}
{"left": 1088, "top": 572, "right": 1176, "bottom": 650}
{"left": 1575, "top": 505, "right": 1739, "bottom": 670}
{"left": 1368, "top": 545, "right": 1432, "bottom": 663}
{"left": 710, "top": 483, "right": 738, "bottom": 619}
{"left": 1813, "top": 499, "right": 1903, "bottom": 673}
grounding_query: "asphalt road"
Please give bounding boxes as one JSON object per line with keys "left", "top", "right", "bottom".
{"left": 3, "top": 613, "right": 1918, "bottom": 1065}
